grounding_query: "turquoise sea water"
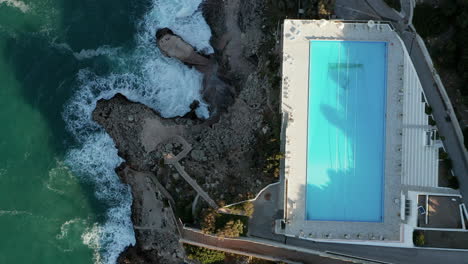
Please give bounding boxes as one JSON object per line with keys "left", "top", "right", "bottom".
{"left": 0, "top": 0, "right": 212, "bottom": 263}
{"left": 306, "top": 41, "right": 387, "bottom": 222}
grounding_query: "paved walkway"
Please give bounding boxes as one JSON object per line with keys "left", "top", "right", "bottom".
{"left": 248, "top": 183, "right": 285, "bottom": 242}
{"left": 286, "top": 236, "right": 468, "bottom": 264}
{"left": 182, "top": 226, "right": 468, "bottom": 264}
{"left": 181, "top": 228, "right": 351, "bottom": 264}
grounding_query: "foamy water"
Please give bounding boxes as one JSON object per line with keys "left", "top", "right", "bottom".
{"left": 0, "top": 0, "right": 30, "bottom": 13}
{"left": 63, "top": 0, "right": 213, "bottom": 263}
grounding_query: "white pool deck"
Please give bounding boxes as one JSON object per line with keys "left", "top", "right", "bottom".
{"left": 278, "top": 20, "right": 442, "bottom": 243}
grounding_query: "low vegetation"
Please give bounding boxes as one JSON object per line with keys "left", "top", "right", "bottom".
{"left": 463, "top": 127, "right": 468, "bottom": 150}
{"left": 201, "top": 209, "right": 249, "bottom": 237}
{"left": 255, "top": 0, "right": 336, "bottom": 180}
{"left": 413, "top": 230, "right": 426, "bottom": 246}
{"left": 439, "top": 149, "right": 459, "bottom": 189}
{"left": 185, "top": 245, "right": 280, "bottom": 264}
{"left": 428, "top": 116, "right": 436, "bottom": 126}
{"left": 413, "top": 1, "right": 468, "bottom": 105}
{"left": 186, "top": 245, "right": 225, "bottom": 264}
{"left": 227, "top": 201, "right": 255, "bottom": 217}
{"left": 413, "top": 230, "right": 468, "bottom": 249}
{"left": 425, "top": 104, "right": 433, "bottom": 115}
{"left": 216, "top": 220, "right": 245, "bottom": 238}
{"left": 383, "top": 0, "right": 401, "bottom": 11}
{"left": 448, "top": 175, "right": 460, "bottom": 189}
{"left": 254, "top": 112, "right": 283, "bottom": 179}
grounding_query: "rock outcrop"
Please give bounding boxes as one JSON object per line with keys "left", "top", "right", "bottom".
{"left": 156, "top": 28, "right": 212, "bottom": 73}
{"left": 93, "top": 0, "right": 288, "bottom": 263}
{"left": 156, "top": 27, "right": 235, "bottom": 117}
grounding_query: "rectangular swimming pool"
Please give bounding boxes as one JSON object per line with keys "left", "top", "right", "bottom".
{"left": 306, "top": 41, "right": 387, "bottom": 222}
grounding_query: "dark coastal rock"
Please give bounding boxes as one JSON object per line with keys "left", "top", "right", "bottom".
{"left": 155, "top": 27, "right": 235, "bottom": 117}
{"left": 156, "top": 27, "right": 212, "bottom": 73}
{"left": 92, "top": 0, "right": 288, "bottom": 262}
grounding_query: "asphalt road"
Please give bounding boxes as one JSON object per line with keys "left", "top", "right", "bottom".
{"left": 286, "top": 236, "right": 468, "bottom": 264}
{"left": 182, "top": 228, "right": 349, "bottom": 264}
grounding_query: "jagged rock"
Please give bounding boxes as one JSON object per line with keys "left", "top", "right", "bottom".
{"left": 92, "top": 0, "right": 289, "bottom": 263}
{"left": 190, "top": 149, "right": 207, "bottom": 161}
{"left": 156, "top": 27, "right": 235, "bottom": 117}
{"left": 156, "top": 28, "right": 212, "bottom": 73}
{"left": 172, "top": 173, "right": 179, "bottom": 181}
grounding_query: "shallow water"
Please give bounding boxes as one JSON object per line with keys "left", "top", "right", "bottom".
{"left": 306, "top": 41, "right": 387, "bottom": 222}
{"left": 0, "top": 0, "right": 212, "bottom": 263}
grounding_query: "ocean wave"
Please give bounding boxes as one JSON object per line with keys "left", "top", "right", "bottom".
{"left": 82, "top": 223, "right": 103, "bottom": 264}
{"left": 50, "top": 42, "right": 121, "bottom": 61}
{"left": 0, "top": 210, "right": 33, "bottom": 216}
{"left": 45, "top": 159, "right": 76, "bottom": 195}
{"left": 62, "top": 0, "right": 213, "bottom": 263}
{"left": 57, "top": 218, "right": 84, "bottom": 240}
{"left": 0, "top": 0, "right": 30, "bottom": 13}
{"left": 65, "top": 133, "right": 134, "bottom": 264}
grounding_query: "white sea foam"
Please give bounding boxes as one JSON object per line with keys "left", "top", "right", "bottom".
{"left": 57, "top": 218, "right": 82, "bottom": 240}
{"left": 65, "top": 133, "right": 135, "bottom": 264}
{"left": 0, "top": 0, "right": 30, "bottom": 13}
{"left": 63, "top": 0, "right": 213, "bottom": 263}
{"left": 45, "top": 160, "right": 75, "bottom": 195}
{"left": 0, "top": 210, "right": 33, "bottom": 216}
{"left": 82, "top": 223, "right": 103, "bottom": 264}
{"left": 73, "top": 46, "right": 120, "bottom": 61}
{"left": 51, "top": 42, "right": 121, "bottom": 61}
{"left": 138, "top": 0, "right": 213, "bottom": 54}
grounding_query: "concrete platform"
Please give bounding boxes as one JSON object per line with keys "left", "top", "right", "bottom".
{"left": 278, "top": 20, "right": 421, "bottom": 242}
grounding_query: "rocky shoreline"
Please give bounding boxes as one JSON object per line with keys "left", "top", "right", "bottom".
{"left": 93, "top": 0, "right": 332, "bottom": 263}
{"left": 93, "top": 0, "right": 282, "bottom": 263}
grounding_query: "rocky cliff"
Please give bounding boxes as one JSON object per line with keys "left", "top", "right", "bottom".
{"left": 93, "top": 0, "right": 307, "bottom": 263}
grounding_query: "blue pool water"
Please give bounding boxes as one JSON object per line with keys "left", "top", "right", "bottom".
{"left": 306, "top": 41, "right": 387, "bottom": 222}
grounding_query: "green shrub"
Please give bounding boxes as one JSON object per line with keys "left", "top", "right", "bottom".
{"left": 463, "top": 127, "right": 468, "bottom": 150}
{"left": 242, "top": 202, "right": 255, "bottom": 217}
{"left": 413, "top": 230, "right": 426, "bottom": 246}
{"left": 428, "top": 116, "right": 436, "bottom": 126}
{"left": 444, "top": 158, "right": 453, "bottom": 170}
{"left": 439, "top": 150, "right": 449, "bottom": 160}
{"left": 384, "top": 0, "right": 401, "bottom": 11}
{"left": 413, "top": 4, "right": 450, "bottom": 38}
{"left": 216, "top": 219, "right": 244, "bottom": 238}
{"left": 185, "top": 245, "right": 225, "bottom": 264}
{"left": 318, "top": 0, "right": 335, "bottom": 18}
{"left": 425, "top": 105, "right": 433, "bottom": 115}
{"left": 201, "top": 208, "right": 218, "bottom": 234}
{"left": 448, "top": 176, "right": 460, "bottom": 189}
{"left": 254, "top": 112, "right": 283, "bottom": 178}
{"left": 175, "top": 199, "right": 193, "bottom": 223}
{"left": 200, "top": 209, "right": 248, "bottom": 237}
{"left": 229, "top": 201, "right": 255, "bottom": 217}
{"left": 462, "top": 96, "right": 468, "bottom": 107}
